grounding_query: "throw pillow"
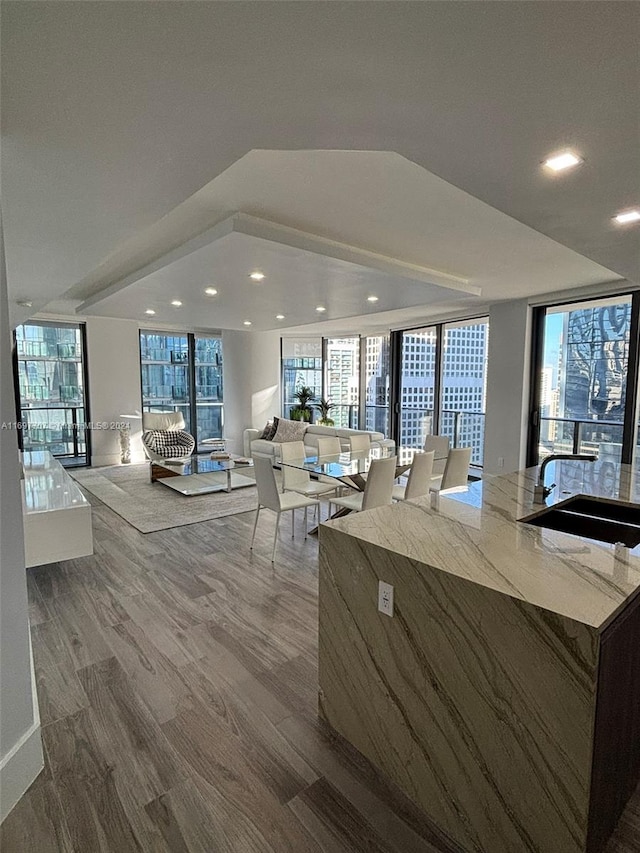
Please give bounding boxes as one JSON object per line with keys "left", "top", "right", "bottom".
{"left": 258, "top": 420, "right": 275, "bottom": 440}
{"left": 260, "top": 418, "right": 279, "bottom": 441}
{"left": 271, "top": 418, "right": 308, "bottom": 444}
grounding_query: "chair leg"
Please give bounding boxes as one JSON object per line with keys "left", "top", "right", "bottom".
{"left": 304, "top": 505, "right": 308, "bottom": 539}
{"left": 291, "top": 509, "right": 295, "bottom": 539}
{"left": 272, "top": 512, "right": 280, "bottom": 563}
{"left": 250, "top": 506, "right": 260, "bottom": 551}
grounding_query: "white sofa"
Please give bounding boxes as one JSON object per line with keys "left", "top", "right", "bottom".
{"left": 243, "top": 422, "right": 395, "bottom": 459}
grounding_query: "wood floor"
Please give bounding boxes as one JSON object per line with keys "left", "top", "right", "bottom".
{"left": 2, "top": 493, "right": 639, "bottom": 852}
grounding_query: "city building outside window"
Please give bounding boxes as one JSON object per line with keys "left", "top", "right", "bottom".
{"left": 140, "top": 331, "right": 223, "bottom": 451}
{"left": 14, "top": 320, "right": 89, "bottom": 465}
{"left": 529, "top": 293, "right": 640, "bottom": 481}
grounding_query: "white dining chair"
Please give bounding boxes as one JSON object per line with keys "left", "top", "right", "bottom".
{"left": 430, "top": 446, "right": 472, "bottom": 494}
{"left": 280, "top": 441, "right": 338, "bottom": 516}
{"left": 316, "top": 436, "right": 342, "bottom": 457}
{"left": 349, "top": 434, "right": 372, "bottom": 453}
{"left": 392, "top": 450, "right": 435, "bottom": 502}
{"left": 250, "top": 455, "right": 319, "bottom": 562}
{"left": 424, "top": 434, "right": 450, "bottom": 477}
{"left": 328, "top": 455, "right": 397, "bottom": 516}
{"left": 315, "top": 436, "right": 346, "bottom": 495}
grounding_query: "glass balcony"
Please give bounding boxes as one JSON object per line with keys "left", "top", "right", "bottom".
{"left": 21, "top": 406, "right": 86, "bottom": 460}
{"left": 401, "top": 407, "right": 486, "bottom": 467}
{"left": 539, "top": 416, "right": 625, "bottom": 465}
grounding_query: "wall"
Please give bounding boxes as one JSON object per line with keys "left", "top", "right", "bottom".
{"left": 483, "top": 299, "right": 532, "bottom": 474}
{"left": 0, "top": 216, "right": 44, "bottom": 822}
{"left": 85, "top": 317, "right": 144, "bottom": 466}
{"left": 221, "top": 329, "right": 280, "bottom": 453}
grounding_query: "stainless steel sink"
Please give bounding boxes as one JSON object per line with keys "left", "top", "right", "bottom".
{"left": 521, "top": 495, "right": 640, "bottom": 548}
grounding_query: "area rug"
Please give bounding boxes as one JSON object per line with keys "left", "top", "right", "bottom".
{"left": 70, "top": 463, "right": 259, "bottom": 534}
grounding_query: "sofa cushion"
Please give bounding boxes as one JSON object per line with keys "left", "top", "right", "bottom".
{"left": 142, "top": 411, "right": 186, "bottom": 431}
{"left": 271, "top": 418, "right": 308, "bottom": 444}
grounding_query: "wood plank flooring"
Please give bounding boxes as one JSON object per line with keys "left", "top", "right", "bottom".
{"left": 2, "top": 492, "right": 639, "bottom": 852}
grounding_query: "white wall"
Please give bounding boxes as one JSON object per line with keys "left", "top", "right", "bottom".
{"left": 483, "top": 299, "right": 532, "bottom": 474}
{"left": 85, "top": 317, "right": 144, "bottom": 466}
{"left": 0, "top": 216, "right": 44, "bottom": 822}
{"left": 222, "top": 329, "right": 280, "bottom": 453}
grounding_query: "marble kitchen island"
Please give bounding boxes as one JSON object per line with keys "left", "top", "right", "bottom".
{"left": 318, "top": 460, "right": 640, "bottom": 853}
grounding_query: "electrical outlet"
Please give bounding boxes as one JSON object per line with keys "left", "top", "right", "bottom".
{"left": 378, "top": 580, "right": 394, "bottom": 617}
{"left": 498, "top": 456, "right": 504, "bottom": 469}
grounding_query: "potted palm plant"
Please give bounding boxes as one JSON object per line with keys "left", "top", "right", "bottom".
{"left": 315, "top": 396, "right": 335, "bottom": 426}
{"left": 289, "top": 386, "right": 316, "bottom": 422}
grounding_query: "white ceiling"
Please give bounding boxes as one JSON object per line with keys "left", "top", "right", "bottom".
{"left": 2, "top": 2, "right": 639, "bottom": 331}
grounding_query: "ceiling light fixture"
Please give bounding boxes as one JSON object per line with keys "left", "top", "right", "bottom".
{"left": 171, "top": 300, "right": 182, "bottom": 307}
{"left": 276, "top": 314, "right": 285, "bottom": 320}
{"left": 243, "top": 320, "right": 252, "bottom": 326}
{"left": 249, "top": 272, "right": 265, "bottom": 282}
{"left": 17, "top": 300, "right": 33, "bottom": 308}
{"left": 145, "top": 309, "right": 156, "bottom": 315}
{"left": 205, "top": 287, "right": 218, "bottom": 296}
{"left": 316, "top": 305, "right": 326, "bottom": 313}
{"left": 543, "top": 150, "right": 583, "bottom": 172}
{"left": 367, "top": 295, "right": 379, "bottom": 303}
{"left": 613, "top": 209, "right": 640, "bottom": 225}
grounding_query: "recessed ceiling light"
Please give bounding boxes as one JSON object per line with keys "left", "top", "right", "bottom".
{"left": 171, "top": 300, "right": 182, "bottom": 307}
{"left": 316, "top": 305, "right": 326, "bottom": 313}
{"left": 243, "top": 320, "right": 252, "bottom": 326}
{"left": 543, "top": 150, "right": 583, "bottom": 172}
{"left": 249, "top": 272, "right": 265, "bottom": 282}
{"left": 145, "top": 309, "right": 156, "bottom": 315}
{"left": 613, "top": 209, "right": 640, "bottom": 224}
{"left": 205, "top": 287, "right": 218, "bottom": 296}
{"left": 276, "top": 314, "right": 285, "bottom": 320}
{"left": 367, "top": 295, "right": 379, "bottom": 303}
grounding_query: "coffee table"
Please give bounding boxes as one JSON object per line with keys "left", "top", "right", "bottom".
{"left": 151, "top": 454, "right": 255, "bottom": 496}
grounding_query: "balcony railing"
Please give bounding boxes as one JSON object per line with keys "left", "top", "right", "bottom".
{"left": 280, "top": 401, "right": 486, "bottom": 466}
{"left": 539, "top": 416, "right": 625, "bottom": 463}
{"left": 400, "top": 408, "right": 486, "bottom": 466}
{"left": 20, "top": 406, "right": 86, "bottom": 460}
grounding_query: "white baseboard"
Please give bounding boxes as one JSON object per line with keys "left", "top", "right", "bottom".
{"left": 0, "top": 624, "right": 44, "bottom": 824}
{"left": 0, "top": 722, "right": 44, "bottom": 823}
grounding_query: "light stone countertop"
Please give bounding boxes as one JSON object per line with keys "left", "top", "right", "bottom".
{"left": 323, "top": 458, "right": 640, "bottom": 631}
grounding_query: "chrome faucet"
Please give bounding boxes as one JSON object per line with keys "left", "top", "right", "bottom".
{"left": 533, "top": 453, "right": 598, "bottom": 503}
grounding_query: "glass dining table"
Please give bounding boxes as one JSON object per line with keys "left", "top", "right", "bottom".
{"left": 279, "top": 446, "right": 415, "bottom": 490}
{"left": 278, "top": 446, "right": 417, "bottom": 531}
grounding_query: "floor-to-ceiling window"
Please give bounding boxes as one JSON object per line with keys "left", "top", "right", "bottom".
{"left": 395, "top": 317, "right": 489, "bottom": 466}
{"left": 324, "top": 337, "right": 360, "bottom": 428}
{"left": 635, "top": 371, "right": 640, "bottom": 467}
{"left": 140, "top": 332, "right": 191, "bottom": 430}
{"left": 194, "top": 335, "right": 223, "bottom": 450}
{"left": 14, "top": 321, "right": 89, "bottom": 465}
{"left": 362, "top": 335, "right": 390, "bottom": 436}
{"left": 140, "top": 330, "right": 224, "bottom": 449}
{"left": 528, "top": 294, "right": 639, "bottom": 468}
{"left": 440, "top": 320, "right": 489, "bottom": 466}
{"left": 399, "top": 326, "right": 438, "bottom": 448}
{"left": 281, "top": 338, "right": 322, "bottom": 419}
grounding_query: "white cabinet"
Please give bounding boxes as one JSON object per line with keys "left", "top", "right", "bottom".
{"left": 21, "top": 451, "right": 93, "bottom": 568}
